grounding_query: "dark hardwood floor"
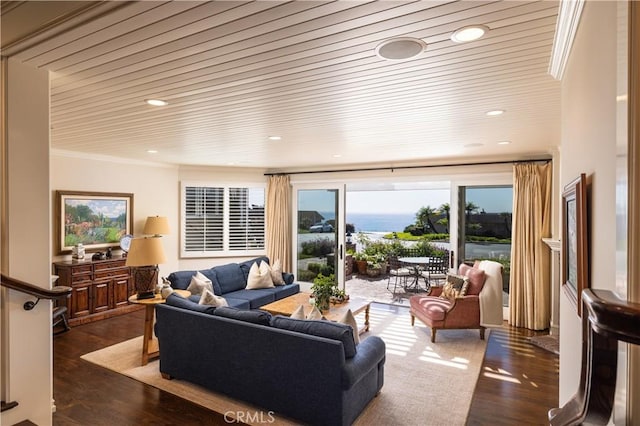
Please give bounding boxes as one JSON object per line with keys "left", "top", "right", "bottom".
{"left": 53, "top": 309, "right": 558, "bottom": 426}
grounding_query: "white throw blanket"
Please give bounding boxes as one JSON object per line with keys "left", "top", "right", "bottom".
{"left": 477, "top": 260, "right": 504, "bottom": 327}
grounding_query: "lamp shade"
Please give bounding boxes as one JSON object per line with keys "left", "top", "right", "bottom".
{"left": 143, "top": 216, "right": 170, "bottom": 236}
{"left": 125, "top": 237, "right": 167, "bottom": 267}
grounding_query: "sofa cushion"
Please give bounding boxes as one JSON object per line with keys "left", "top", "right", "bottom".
{"left": 246, "top": 262, "right": 275, "bottom": 289}
{"left": 458, "top": 264, "right": 487, "bottom": 295}
{"left": 165, "top": 292, "right": 216, "bottom": 315}
{"left": 269, "top": 259, "right": 286, "bottom": 285}
{"left": 213, "top": 306, "right": 272, "bottom": 326}
{"left": 213, "top": 263, "right": 246, "bottom": 294}
{"left": 271, "top": 316, "right": 357, "bottom": 359}
{"left": 224, "top": 288, "right": 276, "bottom": 309}
{"left": 337, "top": 309, "right": 360, "bottom": 345}
{"left": 187, "top": 272, "right": 214, "bottom": 296}
{"left": 167, "top": 269, "right": 222, "bottom": 295}
{"left": 223, "top": 297, "right": 251, "bottom": 309}
{"left": 412, "top": 296, "right": 453, "bottom": 321}
{"left": 272, "top": 283, "right": 300, "bottom": 300}
{"left": 239, "top": 256, "right": 270, "bottom": 283}
{"left": 282, "top": 272, "right": 295, "bottom": 285}
{"left": 199, "top": 289, "right": 229, "bottom": 307}
{"left": 440, "top": 274, "right": 469, "bottom": 300}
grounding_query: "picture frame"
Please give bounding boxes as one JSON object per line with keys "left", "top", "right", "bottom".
{"left": 561, "top": 174, "right": 589, "bottom": 317}
{"left": 56, "top": 190, "right": 133, "bottom": 254}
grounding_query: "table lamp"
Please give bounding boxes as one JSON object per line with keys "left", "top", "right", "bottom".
{"left": 125, "top": 237, "right": 167, "bottom": 299}
{"left": 143, "top": 216, "right": 170, "bottom": 237}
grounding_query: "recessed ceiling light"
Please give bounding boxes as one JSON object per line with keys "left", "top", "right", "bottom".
{"left": 486, "top": 109, "right": 505, "bottom": 116}
{"left": 268, "top": 136, "right": 282, "bottom": 141}
{"left": 464, "top": 143, "right": 484, "bottom": 148}
{"left": 451, "top": 25, "right": 489, "bottom": 43}
{"left": 147, "top": 149, "right": 158, "bottom": 154}
{"left": 497, "top": 141, "right": 512, "bottom": 145}
{"left": 145, "top": 99, "right": 168, "bottom": 106}
{"left": 375, "top": 37, "right": 427, "bottom": 61}
{"left": 332, "top": 154, "right": 342, "bottom": 158}
{"left": 617, "top": 94, "right": 628, "bottom": 102}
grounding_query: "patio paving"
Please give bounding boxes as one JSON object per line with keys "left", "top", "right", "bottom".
{"left": 343, "top": 273, "right": 430, "bottom": 306}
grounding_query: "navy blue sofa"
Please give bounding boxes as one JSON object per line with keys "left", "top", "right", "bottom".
{"left": 166, "top": 256, "right": 299, "bottom": 308}
{"left": 155, "top": 299, "right": 386, "bottom": 426}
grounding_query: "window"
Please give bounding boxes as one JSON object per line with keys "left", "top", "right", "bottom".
{"left": 181, "top": 182, "right": 265, "bottom": 257}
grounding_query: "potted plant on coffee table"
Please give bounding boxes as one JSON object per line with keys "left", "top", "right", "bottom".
{"left": 311, "top": 273, "right": 337, "bottom": 312}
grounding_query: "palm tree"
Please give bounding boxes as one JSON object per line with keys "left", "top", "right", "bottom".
{"left": 416, "top": 206, "right": 437, "bottom": 233}
{"left": 437, "top": 203, "right": 450, "bottom": 233}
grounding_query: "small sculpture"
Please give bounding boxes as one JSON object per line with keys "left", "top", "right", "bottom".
{"left": 72, "top": 243, "right": 85, "bottom": 259}
{"left": 105, "top": 247, "right": 113, "bottom": 259}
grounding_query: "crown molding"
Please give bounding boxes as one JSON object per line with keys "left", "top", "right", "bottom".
{"left": 549, "top": 0, "right": 586, "bottom": 80}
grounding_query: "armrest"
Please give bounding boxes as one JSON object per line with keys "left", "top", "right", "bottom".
{"left": 341, "top": 336, "right": 386, "bottom": 389}
{"left": 428, "top": 286, "right": 443, "bottom": 297}
{"left": 282, "top": 272, "right": 295, "bottom": 284}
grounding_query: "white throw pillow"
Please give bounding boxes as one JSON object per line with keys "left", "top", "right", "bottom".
{"left": 290, "top": 304, "right": 305, "bottom": 319}
{"left": 306, "top": 306, "right": 323, "bottom": 320}
{"left": 246, "top": 261, "right": 275, "bottom": 289}
{"left": 338, "top": 309, "right": 360, "bottom": 345}
{"left": 270, "top": 259, "right": 285, "bottom": 286}
{"left": 187, "top": 273, "right": 213, "bottom": 296}
{"left": 198, "top": 289, "right": 228, "bottom": 307}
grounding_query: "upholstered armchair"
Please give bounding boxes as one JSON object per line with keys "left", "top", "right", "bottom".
{"left": 409, "top": 260, "right": 504, "bottom": 342}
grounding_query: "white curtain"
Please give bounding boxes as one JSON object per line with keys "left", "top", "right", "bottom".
{"left": 509, "top": 162, "right": 552, "bottom": 330}
{"left": 266, "top": 175, "right": 292, "bottom": 272}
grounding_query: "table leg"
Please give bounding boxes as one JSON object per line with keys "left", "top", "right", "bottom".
{"left": 141, "top": 305, "right": 160, "bottom": 365}
{"left": 364, "top": 303, "right": 370, "bottom": 333}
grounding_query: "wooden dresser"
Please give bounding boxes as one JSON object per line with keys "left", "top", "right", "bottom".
{"left": 53, "top": 257, "right": 141, "bottom": 325}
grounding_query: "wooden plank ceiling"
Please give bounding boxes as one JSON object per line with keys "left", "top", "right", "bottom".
{"left": 1, "top": 0, "right": 560, "bottom": 171}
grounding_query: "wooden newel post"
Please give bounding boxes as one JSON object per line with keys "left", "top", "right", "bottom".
{"left": 548, "top": 289, "right": 640, "bottom": 425}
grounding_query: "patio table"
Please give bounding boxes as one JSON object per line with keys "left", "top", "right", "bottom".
{"left": 398, "top": 257, "right": 432, "bottom": 292}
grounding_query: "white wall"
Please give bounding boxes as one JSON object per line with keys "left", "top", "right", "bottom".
{"left": 1, "top": 58, "right": 53, "bottom": 426}
{"left": 51, "top": 152, "right": 181, "bottom": 279}
{"left": 558, "top": 0, "right": 620, "bottom": 409}
{"left": 50, "top": 158, "right": 269, "bottom": 277}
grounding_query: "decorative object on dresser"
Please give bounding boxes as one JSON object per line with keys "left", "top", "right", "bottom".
{"left": 55, "top": 190, "right": 133, "bottom": 254}
{"left": 125, "top": 237, "right": 167, "bottom": 299}
{"left": 53, "top": 257, "right": 139, "bottom": 325}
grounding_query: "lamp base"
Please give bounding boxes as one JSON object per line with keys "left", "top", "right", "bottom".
{"left": 136, "top": 291, "right": 156, "bottom": 300}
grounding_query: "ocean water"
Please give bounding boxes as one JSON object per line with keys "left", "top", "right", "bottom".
{"left": 346, "top": 213, "right": 415, "bottom": 233}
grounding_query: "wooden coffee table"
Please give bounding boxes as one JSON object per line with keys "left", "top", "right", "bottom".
{"left": 261, "top": 292, "right": 371, "bottom": 334}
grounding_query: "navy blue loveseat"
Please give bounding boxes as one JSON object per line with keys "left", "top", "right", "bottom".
{"left": 166, "top": 256, "right": 299, "bottom": 309}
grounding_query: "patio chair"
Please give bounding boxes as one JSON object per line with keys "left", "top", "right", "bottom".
{"left": 387, "top": 256, "right": 412, "bottom": 299}
{"left": 419, "top": 256, "right": 448, "bottom": 288}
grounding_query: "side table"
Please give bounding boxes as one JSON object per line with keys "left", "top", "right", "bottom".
{"left": 128, "top": 289, "right": 190, "bottom": 365}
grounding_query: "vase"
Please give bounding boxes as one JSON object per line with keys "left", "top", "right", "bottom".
{"left": 316, "top": 296, "right": 330, "bottom": 312}
{"left": 355, "top": 260, "right": 368, "bottom": 274}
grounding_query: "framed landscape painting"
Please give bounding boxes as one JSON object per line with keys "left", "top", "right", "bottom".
{"left": 561, "top": 174, "right": 588, "bottom": 317}
{"left": 56, "top": 190, "right": 133, "bottom": 254}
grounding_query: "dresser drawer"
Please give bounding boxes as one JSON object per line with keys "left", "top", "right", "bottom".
{"left": 95, "top": 269, "right": 129, "bottom": 280}
{"left": 70, "top": 264, "right": 92, "bottom": 275}
{"left": 94, "top": 259, "right": 126, "bottom": 270}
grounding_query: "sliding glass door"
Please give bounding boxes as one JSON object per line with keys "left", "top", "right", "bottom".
{"left": 292, "top": 184, "right": 346, "bottom": 289}
{"left": 457, "top": 185, "right": 513, "bottom": 306}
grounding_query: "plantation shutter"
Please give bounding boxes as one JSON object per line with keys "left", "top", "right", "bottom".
{"left": 182, "top": 182, "right": 266, "bottom": 257}
{"left": 229, "top": 187, "right": 265, "bottom": 250}
{"left": 184, "top": 185, "right": 223, "bottom": 252}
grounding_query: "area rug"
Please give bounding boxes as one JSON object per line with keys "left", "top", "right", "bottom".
{"left": 528, "top": 334, "right": 560, "bottom": 355}
{"left": 81, "top": 304, "right": 488, "bottom": 426}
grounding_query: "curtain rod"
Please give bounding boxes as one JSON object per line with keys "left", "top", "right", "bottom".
{"left": 264, "top": 157, "right": 551, "bottom": 176}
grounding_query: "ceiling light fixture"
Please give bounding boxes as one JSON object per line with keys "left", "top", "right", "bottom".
{"left": 147, "top": 149, "right": 158, "bottom": 154}
{"left": 268, "top": 136, "right": 282, "bottom": 141}
{"left": 497, "top": 141, "right": 512, "bottom": 145}
{"left": 332, "top": 154, "right": 342, "bottom": 158}
{"left": 145, "top": 99, "right": 168, "bottom": 106}
{"left": 451, "top": 25, "right": 489, "bottom": 43}
{"left": 375, "top": 37, "right": 427, "bottom": 61}
{"left": 486, "top": 109, "right": 505, "bottom": 116}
